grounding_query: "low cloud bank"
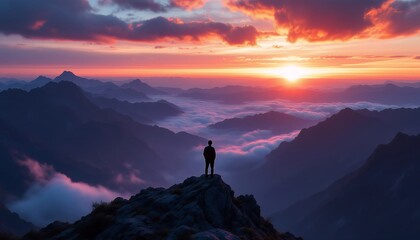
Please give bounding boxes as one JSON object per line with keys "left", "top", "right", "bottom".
{"left": 8, "top": 158, "right": 123, "bottom": 227}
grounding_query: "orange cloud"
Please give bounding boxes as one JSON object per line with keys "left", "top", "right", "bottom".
{"left": 170, "top": 0, "right": 207, "bottom": 10}
{"left": 225, "top": 0, "right": 420, "bottom": 42}
{"left": 366, "top": 0, "right": 420, "bottom": 38}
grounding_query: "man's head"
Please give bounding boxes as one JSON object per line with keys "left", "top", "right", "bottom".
{"left": 208, "top": 140, "right": 212, "bottom": 146}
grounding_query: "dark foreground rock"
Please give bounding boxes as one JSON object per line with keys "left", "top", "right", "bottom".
{"left": 23, "top": 175, "right": 301, "bottom": 240}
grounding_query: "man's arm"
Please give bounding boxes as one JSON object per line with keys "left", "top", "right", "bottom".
{"left": 203, "top": 147, "right": 208, "bottom": 157}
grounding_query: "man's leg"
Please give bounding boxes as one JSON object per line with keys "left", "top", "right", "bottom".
{"left": 210, "top": 160, "right": 214, "bottom": 177}
{"left": 205, "top": 159, "right": 210, "bottom": 177}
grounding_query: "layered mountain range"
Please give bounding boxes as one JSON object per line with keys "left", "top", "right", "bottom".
{"left": 236, "top": 107, "right": 420, "bottom": 214}
{"left": 0, "top": 81, "right": 203, "bottom": 202}
{"left": 276, "top": 133, "right": 420, "bottom": 240}
{"left": 178, "top": 84, "right": 420, "bottom": 105}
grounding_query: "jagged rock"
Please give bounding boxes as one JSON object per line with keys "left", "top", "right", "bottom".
{"left": 23, "top": 175, "right": 301, "bottom": 240}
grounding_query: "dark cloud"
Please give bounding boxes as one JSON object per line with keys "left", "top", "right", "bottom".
{"left": 226, "top": 0, "right": 420, "bottom": 42}
{"left": 100, "top": 0, "right": 167, "bottom": 12}
{"left": 0, "top": 0, "right": 129, "bottom": 42}
{"left": 100, "top": 0, "right": 207, "bottom": 12}
{"left": 0, "top": 0, "right": 259, "bottom": 45}
{"left": 223, "top": 25, "right": 258, "bottom": 45}
{"left": 131, "top": 17, "right": 258, "bottom": 45}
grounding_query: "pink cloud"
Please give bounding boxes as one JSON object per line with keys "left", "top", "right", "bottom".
{"left": 218, "top": 130, "right": 300, "bottom": 156}
{"left": 17, "top": 158, "right": 54, "bottom": 183}
{"left": 113, "top": 169, "right": 147, "bottom": 185}
{"left": 129, "top": 173, "right": 145, "bottom": 184}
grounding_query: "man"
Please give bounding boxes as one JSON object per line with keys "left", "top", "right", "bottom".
{"left": 203, "top": 140, "right": 216, "bottom": 178}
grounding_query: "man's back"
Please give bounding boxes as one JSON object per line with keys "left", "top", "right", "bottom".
{"left": 203, "top": 146, "right": 216, "bottom": 161}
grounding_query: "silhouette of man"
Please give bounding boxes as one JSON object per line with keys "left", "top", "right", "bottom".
{"left": 203, "top": 140, "right": 216, "bottom": 178}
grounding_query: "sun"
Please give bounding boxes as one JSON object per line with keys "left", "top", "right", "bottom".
{"left": 278, "top": 65, "right": 306, "bottom": 82}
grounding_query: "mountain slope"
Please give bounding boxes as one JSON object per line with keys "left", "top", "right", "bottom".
{"left": 276, "top": 133, "right": 420, "bottom": 240}
{"left": 239, "top": 108, "right": 420, "bottom": 214}
{"left": 54, "top": 71, "right": 116, "bottom": 91}
{"left": 338, "top": 83, "right": 420, "bottom": 105}
{"left": 0, "top": 76, "right": 51, "bottom": 91}
{"left": 24, "top": 175, "right": 301, "bottom": 240}
{"left": 0, "top": 119, "right": 46, "bottom": 200}
{"left": 0, "top": 202, "right": 33, "bottom": 236}
{"left": 121, "top": 79, "right": 167, "bottom": 95}
{"left": 91, "top": 97, "right": 183, "bottom": 124}
{"left": 209, "top": 111, "right": 316, "bottom": 134}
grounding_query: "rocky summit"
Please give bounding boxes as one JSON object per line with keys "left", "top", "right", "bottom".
{"left": 23, "top": 175, "right": 300, "bottom": 240}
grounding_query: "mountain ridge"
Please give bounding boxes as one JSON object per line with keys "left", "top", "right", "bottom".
{"left": 121, "top": 79, "right": 167, "bottom": 95}
{"left": 55, "top": 71, "right": 150, "bottom": 101}
{"left": 209, "top": 111, "right": 316, "bottom": 134}
{"left": 23, "top": 175, "right": 301, "bottom": 240}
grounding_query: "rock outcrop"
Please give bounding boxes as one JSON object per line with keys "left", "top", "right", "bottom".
{"left": 23, "top": 175, "right": 301, "bottom": 240}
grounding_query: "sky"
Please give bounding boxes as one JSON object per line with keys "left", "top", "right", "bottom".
{"left": 0, "top": 0, "right": 419, "bottom": 85}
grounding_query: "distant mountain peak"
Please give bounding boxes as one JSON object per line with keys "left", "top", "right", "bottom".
{"left": 55, "top": 71, "right": 86, "bottom": 81}
{"left": 25, "top": 175, "right": 300, "bottom": 240}
{"left": 121, "top": 79, "right": 166, "bottom": 95}
{"left": 34, "top": 75, "right": 50, "bottom": 80}
{"left": 125, "top": 79, "right": 147, "bottom": 86}
{"left": 392, "top": 131, "right": 410, "bottom": 142}
{"left": 339, "top": 107, "right": 355, "bottom": 114}
{"left": 131, "top": 79, "right": 144, "bottom": 83}
{"left": 328, "top": 107, "right": 362, "bottom": 120}
{"left": 60, "top": 70, "right": 76, "bottom": 77}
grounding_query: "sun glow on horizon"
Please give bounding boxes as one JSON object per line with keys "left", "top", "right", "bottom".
{"left": 277, "top": 65, "right": 310, "bottom": 82}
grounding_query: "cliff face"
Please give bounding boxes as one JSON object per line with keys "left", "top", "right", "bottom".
{"left": 24, "top": 175, "right": 301, "bottom": 240}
